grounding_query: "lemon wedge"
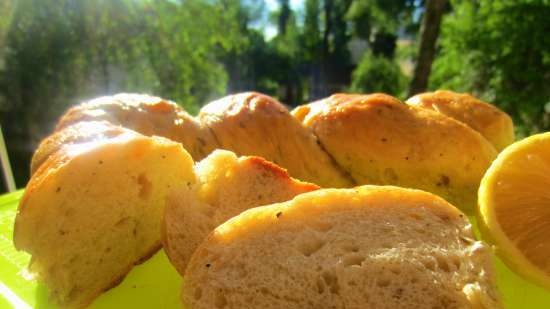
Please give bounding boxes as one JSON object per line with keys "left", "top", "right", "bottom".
{"left": 478, "top": 132, "right": 550, "bottom": 290}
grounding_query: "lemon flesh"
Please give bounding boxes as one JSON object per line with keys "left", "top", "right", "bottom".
{"left": 478, "top": 133, "right": 550, "bottom": 290}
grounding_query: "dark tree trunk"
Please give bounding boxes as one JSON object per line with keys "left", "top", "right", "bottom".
{"left": 322, "top": 0, "right": 333, "bottom": 59}
{"left": 372, "top": 32, "right": 398, "bottom": 58}
{"left": 278, "top": 0, "right": 291, "bottom": 35}
{"left": 319, "top": 0, "right": 333, "bottom": 96}
{"left": 408, "top": 0, "right": 447, "bottom": 97}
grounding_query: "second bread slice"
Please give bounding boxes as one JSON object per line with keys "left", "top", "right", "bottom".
{"left": 162, "top": 150, "right": 319, "bottom": 275}
{"left": 182, "top": 186, "right": 503, "bottom": 309}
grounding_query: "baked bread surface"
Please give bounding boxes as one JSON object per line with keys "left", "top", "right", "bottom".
{"left": 56, "top": 93, "right": 218, "bottom": 160}
{"left": 182, "top": 185, "right": 503, "bottom": 309}
{"left": 14, "top": 132, "right": 196, "bottom": 308}
{"left": 199, "top": 92, "right": 354, "bottom": 188}
{"left": 30, "top": 121, "right": 125, "bottom": 175}
{"left": 162, "top": 149, "right": 319, "bottom": 275}
{"left": 292, "top": 93, "right": 498, "bottom": 213}
{"left": 18, "top": 91, "right": 507, "bottom": 308}
{"left": 406, "top": 90, "right": 514, "bottom": 151}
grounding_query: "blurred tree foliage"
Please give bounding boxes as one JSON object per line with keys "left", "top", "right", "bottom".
{"left": 350, "top": 52, "right": 406, "bottom": 95}
{"left": 0, "top": 0, "right": 244, "bottom": 185}
{"left": 347, "top": 0, "right": 416, "bottom": 96}
{"left": 0, "top": 0, "right": 548, "bottom": 189}
{"left": 347, "top": 0, "right": 416, "bottom": 57}
{"left": 431, "top": 0, "right": 550, "bottom": 136}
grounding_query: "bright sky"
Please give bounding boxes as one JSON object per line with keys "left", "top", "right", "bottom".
{"left": 265, "top": 0, "right": 304, "bottom": 11}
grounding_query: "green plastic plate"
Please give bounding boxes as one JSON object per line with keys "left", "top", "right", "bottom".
{"left": 1, "top": 190, "right": 549, "bottom": 308}
{"left": 0, "top": 191, "right": 182, "bottom": 309}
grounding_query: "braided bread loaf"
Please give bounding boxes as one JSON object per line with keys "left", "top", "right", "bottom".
{"left": 30, "top": 91, "right": 507, "bottom": 212}
{"left": 15, "top": 90, "right": 510, "bottom": 308}
{"left": 292, "top": 93, "right": 498, "bottom": 213}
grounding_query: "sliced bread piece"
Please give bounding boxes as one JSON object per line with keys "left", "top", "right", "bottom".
{"left": 14, "top": 131, "right": 195, "bottom": 308}
{"left": 162, "top": 149, "right": 319, "bottom": 275}
{"left": 199, "top": 92, "right": 354, "bottom": 188}
{"left": 182, "top": 185, "right": 503, "bottom": 309}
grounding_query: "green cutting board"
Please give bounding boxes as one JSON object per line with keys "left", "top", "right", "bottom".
{"left": 1, "top": 190, "right": 549, "bottom": 308}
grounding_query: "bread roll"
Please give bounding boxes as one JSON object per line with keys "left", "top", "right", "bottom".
{"left": 406, "top": 90, "right": 514, "bottom": 151}
{"left": 14, "top": 131, "right": 195, "bottom": 308}
{"left": 182, "top": 186, "right": 502, "bottom": 309}
{"left": 199, "top": 92, "right": 354, "bottom": 188}
{"left": 56, "top": 93, "right": 218, "bottom": 160}
{"left": 292, "top": 93, "right": 498, "bottom": 213}
{"left": 162, "top": 149, "right": 319, "bottom": 275}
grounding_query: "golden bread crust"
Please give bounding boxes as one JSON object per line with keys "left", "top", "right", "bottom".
{"left": 15, "top": 133, "right": 196, "bottom": 308}
{"left": 199, "top": 92, "right": 354, "bottom": 188}
{"left": 30, "top": 121, "right": 127, "bottom": 175}
{"left": 18, "top": 90, "right": 507, "bottom": 308}
{"left": 183, "top": 186, "right": 503, "bottom": 309}
{"left": 406, "top": 90, "right": 514, "bottom": 151}
{"left": 292, "top": 93, "right": 497, "bottom": 213}
{"left": 162, "top": 149, "right": 319, "bottom": 276}
{"left": 56, "top": 93, "right": 218, "bottom": 160}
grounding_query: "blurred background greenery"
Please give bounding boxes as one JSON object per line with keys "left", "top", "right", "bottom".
{"left": 0, "top": 0, "right": 549, "bottom": 190}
